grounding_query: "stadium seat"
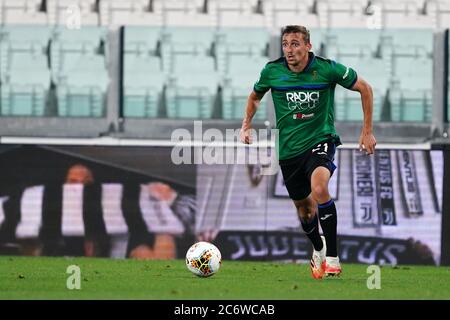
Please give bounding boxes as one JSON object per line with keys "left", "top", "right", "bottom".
{"left": 370, "top": 0, "right": 436, "bottom": 28}
{"left": 56, "top": 54, "right": 108, "bottom": 117}
{"left": 263, "top": 0, "right": 320, "bottom": 30}
{"left": 389, "top": 81, "right": 432, "bottom": 122}
{"left": 123, "top": 55, "right": 165, "bottom": 118}
{"left": 123, "top": 26, "right": 164, "bottom": 117}
{"left": 165, "top": 55, "right": 219, "bottom": 119}
{"left": 215, "top": 27, "right": 269, "bottom": 75}
{"left": 99, "top": 0, "right": 163, "bottom": 27}
{"left": 389, "top": 56, "right": 432, "bottom": 122}
{"left": 394, "top": 55, "right": 432, "bottom": 88}
{"left": 215, "top": 27, "right": 269, "bottom": 55}
{"left": 50, "top": 27, "right": 109, "bottom": 117}
{"left": 162, "top": 27, "right": 215, "bottom": 54}
{"left": 0, "top": 25, "right": 52, "bottom": 82}
{"left": 0, "top": 0, "right": 49, "bottom": 25}
{"left": 0, "top": 25, "right": 52, "bottom": 53}
{"left": 0, "top": 52, "right": 50, "bottom": 116}
{"left": 124, "top": 26, "right": 162, "bottom": 56}
{"left": 162, "top": 0, "right": 216, "bottom": 27}
{"left": 0, "top": 26, "right": 52, "bottom": 116}
{"left": 222, "top": 55, "right": 269, "bottom": 120}
{"left": 334, "top": 56, "right": 388, "bottom": 122}
{"left": 209, "top": 0, "right": 267, "bottom": 27}
{"left": 316, "top": 0, "right": 369, "bottom": 29}
{"left": 51, "top": 26, "right": 106, "bottom": 49}
{"left": 50, "top": 27, "right": 107, "bottom": 83}
{"left": 161, "top": 27, "right": 215, "bottom": 73}
{"left": 324, "top": 28, "right": 382, "bottom": 60}
{"left": 325, "top": 29, "right": 381, "bottom": 122}
{"left": 307, "top": 28, "right": 327, "bottom": 56}
{"left": 47, "top": 0, "right": 99, "bottom": 26}
{"left": 379, "top": 29, "right": 433, "bottom": 57}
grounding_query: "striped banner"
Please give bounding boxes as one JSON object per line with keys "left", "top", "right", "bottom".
{"left": 351, "top": 150, "right": 379, "bottom": 227}
{"left": 396, "top": 150, "right": 423, "bottom": 217}
{"left": 429, "top": 151, "right": 443, "bottom": 213}
{"left": 376, "top": 150, "right": 396, "bottom": 225}
{"left": 16, "top": 186, "right": 44, "bottom": 238}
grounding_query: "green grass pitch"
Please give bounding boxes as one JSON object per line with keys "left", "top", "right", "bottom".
{"left": 1, "top": 256, "right": 449, "bottom": 299}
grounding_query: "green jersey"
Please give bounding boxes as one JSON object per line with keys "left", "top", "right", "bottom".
{"left": 253, "top": 52, "right": 357, "bottom": 160}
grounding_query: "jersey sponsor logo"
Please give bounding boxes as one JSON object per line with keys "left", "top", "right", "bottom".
{"left": 286, "top": 91, "right": 320, "bottom": 111}
{"left": 292, "top": 113, "right": 314, "bottom": 120}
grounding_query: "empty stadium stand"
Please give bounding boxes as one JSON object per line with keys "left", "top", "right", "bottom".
{"left": 122, "top": 26, "right": 163, "bottom": 117}
{"left": 0, "top": 26, "right": 52, "bottom": 116}
{"left": 99, "top": 0, "right": 163, "bottom": 27}
{"left": 165, "top": 54, "right": 219, "bottom": 119}
{"left": 51, "top": 26, "right": 109, "bottom": 117}
{"left": 122, "top": 25, "right": 270, "bottom": 120}
{"left": 222, "top": 55, "right": 269, "bottom": 120}
{"left": 0, "top": 0, "right": 447, "bottom": 141}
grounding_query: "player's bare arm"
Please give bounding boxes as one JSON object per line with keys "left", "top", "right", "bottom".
{"left": 350, "top": 76, "right": 377, "bottom": 155}
{"left": 240, "top": 90, "right": 264, "bottom": 144}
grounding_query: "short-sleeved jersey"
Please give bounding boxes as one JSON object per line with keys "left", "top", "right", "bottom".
{"left": 254, "top": 52, "right": 357, "bottom": 161}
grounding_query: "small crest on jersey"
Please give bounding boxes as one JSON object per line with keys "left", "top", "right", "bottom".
{"left": 312, "top": 70, "right": 318, "bottom": 80}
{"left": 293, "top": 113, "right": 314, "bottom": 120}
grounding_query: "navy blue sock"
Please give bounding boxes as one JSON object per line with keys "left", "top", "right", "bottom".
{"left": 300, "top": 214, "right": 323, "bottom": 252}
{"left": 318, "top": 199, "right": 337, "bottom": 257}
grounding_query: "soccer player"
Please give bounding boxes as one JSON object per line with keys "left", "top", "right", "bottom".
{"left": 240, "top": 25, "right": 376, "bottom": 279}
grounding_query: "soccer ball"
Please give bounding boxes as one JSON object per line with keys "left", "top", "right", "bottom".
{"left": 185, "top": 241, "right": 222, "bottom": 277}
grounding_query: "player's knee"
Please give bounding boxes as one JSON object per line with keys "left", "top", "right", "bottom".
{"left": 311, "top": 184, "right": 329, "bottom": 200}
{"left": 297, "top": 207, "right": 316, "bottom": 222}
{"left": 293, "top": 199, "right": 315, "bottom": 221}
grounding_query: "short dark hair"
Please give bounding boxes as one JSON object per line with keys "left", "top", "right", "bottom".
{"left": 281, "top": 25, "right": 310, "bottom": 44}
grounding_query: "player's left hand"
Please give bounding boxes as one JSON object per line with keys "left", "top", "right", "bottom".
{"left": 359, "top": 131, "right": 377, "bottom": 155}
